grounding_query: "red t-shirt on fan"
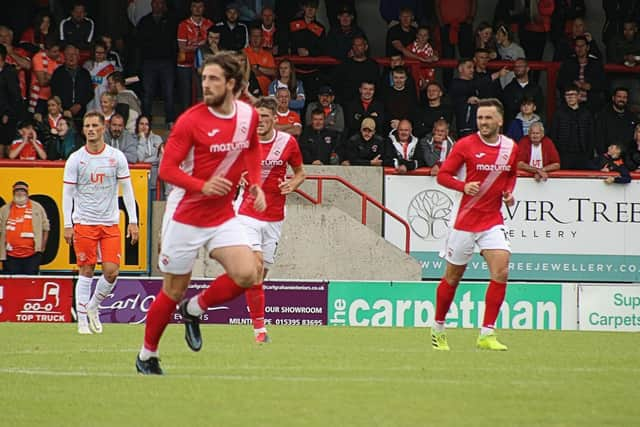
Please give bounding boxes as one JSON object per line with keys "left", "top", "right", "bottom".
{"left": 437, "top": 133, "right": 518, "bottom": 232}
{"left": 239, "top": 130, "right": 303, "bottom": 222}
{"left": 159, "top": 101, "right": 262, "bottom": 227}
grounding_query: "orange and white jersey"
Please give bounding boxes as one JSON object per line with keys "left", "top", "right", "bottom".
{"left": 63, "top": 144, "right": 132, "bottom": 225}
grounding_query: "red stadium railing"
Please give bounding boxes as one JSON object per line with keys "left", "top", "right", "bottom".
{"left": 384, "top": 167, "right": 640, "bottom": 180}
{"left": 294, "top": 174, "right": 411, "bottom": 254}
{"left": 281, "top": 55, "right": 640, "bottom": 120}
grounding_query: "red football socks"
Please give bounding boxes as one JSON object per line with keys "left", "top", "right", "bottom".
{"left": 245, "top": 283, "right": 265, "bottom": 330}
{"left": 197, "top": 273, "right": 246, "bottom": 310}
{"left": 435, "top": 278, "right": 457, "bottom": 323}
{"left": 482, "top": 280, "right": 507, "bottom": 329}
{"left": 144, "top": 290, "right": 178, "bottom": 352}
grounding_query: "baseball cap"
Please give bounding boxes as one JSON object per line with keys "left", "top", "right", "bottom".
{"left": 13, "top": 181, "right": 29, "bottom": 193}
{"left": 337, "top": 5, "right": 354, "bottom": 15}
{"left": 318, "top": 85, "right": 334, "bottom": 95}
{"left": 361, "top": 118, "right": 376, "bottom": 131}
{"left": 225, "top": 2, "right": 240, "bottom": 11}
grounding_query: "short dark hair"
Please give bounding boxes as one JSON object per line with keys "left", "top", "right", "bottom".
{"left": 477, "top": 98, "right": 504, "bottom": 117}
{"left": 203, "top": 51, "right": 244, "bottom": 94}
{"left": 612, "top": 86, "right": 629, "bottom": 96}
{"left": 83, "top": 110, "right": 105, "bottom": 124}
{"left": 310, "top": 108, "right": 325, "bottom": 117}
{"left": 574, "top": 35, "right": 589, "bottom": 45}
{"left": 110, "top": 113, "right": 125, "bottom": 124}
{"left": 108, "top": 71, "right": 125, "bottom": 86}
{"left": 563, "top": 83, "right": 580, "bottom": 93}
{"left": 391, "top": 66, "right": 407, "bottom": 76}
{"left": 255, "top": 97, "right": 277, "bottom": 114}
{"left": 520, "top": 96, "right": 536, "bottom": 105}
{"left": 426, "top": 81, "right": 443, "bottom": 91}
{"left": 457, "top": 57, "right": 473, "bottom": 66}
{"left": 208, "top": 25, "right": 222, "bottom": 35}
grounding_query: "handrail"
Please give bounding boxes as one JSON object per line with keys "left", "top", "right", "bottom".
{"left": 383, "top": 166, "right": 640, "bottom": 179}
{"left": 279, "top": 55, "right": 640, "bottom": 122}
{"left": 293, "top": 174, "right": 411, "bottom": 254}
{"left": 0, "top": 160, "right": 152, "bottom": 169}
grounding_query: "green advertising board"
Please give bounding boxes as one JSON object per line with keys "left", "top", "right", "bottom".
{"left": 327, "top": 281, "right": 565, "bottom": 330}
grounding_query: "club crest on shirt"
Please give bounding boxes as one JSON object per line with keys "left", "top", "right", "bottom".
{"left": 324, "top": 136, "right": 332, "bottom": 144}
{"left": 109, "top": 157, "right": 117, "bottom": 166}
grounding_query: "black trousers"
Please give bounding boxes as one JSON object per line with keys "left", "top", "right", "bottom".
{"left": 3, "top": 253, "right": 43, "bottom": 275}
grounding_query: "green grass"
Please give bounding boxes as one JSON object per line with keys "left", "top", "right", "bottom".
{"left": 0, "top": 324, "right": 637, "bottom": 427}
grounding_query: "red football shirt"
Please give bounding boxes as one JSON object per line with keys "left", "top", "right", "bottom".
{"left": 159, "top": 101, "right": 262, "bottom": 227}
{"left": 437, "top": 133, "right": 518, "bottom": 232}
{"left": 239, "top": 130, "right": 303, "bottom": 221}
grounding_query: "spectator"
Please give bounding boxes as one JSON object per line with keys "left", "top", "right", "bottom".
{"left": 381, "top": 66, "right": 418, "bottom": 131}
{"left": 299, "top": 108, "right": 342, "bottom": 165}
{"left": 45, "top": 116, "right": 82, "bottom": 160}
{"left": 39, "top": 95, "right": 64, "bottom": 132}
{"left": 107, "top": 71, "right": 142, "bottom": 132}
{"left": 100, "top": 92, "right": 117, "bottom": 125}
{"left": 59, "top": 2, "right": 95, "bottom": 52}
{"left": 595, "top": 143, "right": 631, "bottom": 184}
{"left": 501, "top": 58, "right": 545, "bottom": 127}
{"left": 553, "top": 16, "right": 602, "bottom": 61}
{"left": 0, "top": 181, "right": 49, "bottom": 275}
{"left": 473, "top": 48, "right": 507, "bottom": 99}
{"left": 607, "top": 19, "right": 640, "bottom": 64}
{"left": 135, "top": 115, "right": 163, "bottom": 201}
{"left": 105, "top": 113, "right": 138, "bottom": 163}
{"left": 232, "top": 50, "right": 261, "bottom": 104}
{"left": 326, "top": 4, "right": 366, "bottom": 60}
{"left": 404, "top": 25, "right": 438, "bottom": 91}
{"left": 495, "top": 25, "right": 525, "bottom": 87}
{"left": 379, "top": 54, "right": 416, "bottom": 91}
{"left": 289, "top": 0, "right": 326, "bottom": 57}
{"left": 274, "top": 87, "right": 302, "bottom": 137}
{"left": 176, "top": 0, "right": 213, "bottom": 115}
{"left": 344, "top": 117, "right": 387, "bottom": 166}
{"left": 550, "top": 0, "right": 585, "bottom": 51}
{"left": 603, "top": 1, "right": 640, "bottom": 47}
{"left": 435, "top": 0, "right": 476, "bottom": 61}
{"left": 384, "top": 118, "right": 423, "bottom": 173}
{"left": 0, "top": 25, "right": 31, "bottom": 102}
{"left": 556, "top": 36, "right": 606, "bottom": 113}
{"left": 84, "top": 41, "right": 117, "bottom": 113}
{"left": 195, "top": 25, "right": 221, "bottom": 78}
{"left": 549, "top": 85, "right": 595, "bottom": 169}
{"left": 419, "top": 118, "right": 456, "bottom": 176}
{"left": 50, "top": 44, "right": 93, "bottom": 128}
{"left": 216, "top": 3, "right": 249, "bottom": 51}
{"left": 28, "top": 37, "right": 64, "bottom": 116}
{"left": 474, "top": 22, "right": 497, "bottom": 59}
{"left": 268, "top": 58, "right": 305, "bottom": 115}
{"left": 385, "top": 7, "right": 417, "bottom": 57}
{"left": 595, "top": 87, "right": 637, "bottom": 156}
{"left": 326, "top": 0, "right": 357, "bottom": 30}
{"left": 100, "top": 34, "right": 123, "bottom": 71}
{"left": 517, "top": 121, "right": 561, "bottom": 181}
{"left": 449, "top": 58, "right": 480, "bottom": 136}
{"left": 304, "top": 85, "right": 345, "bottom": 134}
{"left": 259, "top": 7, "right": 279, "bottom": 54}
{"left": 505, "top": 97, "right": 541, "bottom": 141}
{"left": 137, "top": 0, "right": 178, "bottom": 129}
{"left": 624, "top": 124, "right": 640, "bottom": 171}
{"left": 9, "top": 119, "right": 47, "bottom": 160}
{"left": 20, "top": 10, "right": 56, "bottom": 53}
{"left": 243, "top": 26, "right": 276, "bottom": 96}
{"left": 412, "top": 81, "right": 454, "bottom": 139}
{"left": 331, "top": 36, "right": 380, "bottom": 105}
{"left": 345, "top": 80, "right": 385, "bottom": 138}
{"left": 518, "top": 0, "right": 554, "bottom": 68}
{"left": 0, "top": 44, "right": 21, "bottom": 158}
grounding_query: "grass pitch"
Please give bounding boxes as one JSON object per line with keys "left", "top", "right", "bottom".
{"left": 0, "top": 324, "right": 637, "bottom": 427}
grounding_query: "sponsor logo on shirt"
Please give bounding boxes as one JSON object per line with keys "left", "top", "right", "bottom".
{"left": 475, "top": 152, "right": 487, "bottom": 158}
{"left": 209, "top": 141, "right": 250, "bottom": 153}
{"left": 207, "top": 129, "right": 220, "bottom": 137}
{"left": 262, "top": 159, "right": 284, "bottom": 166}
{"left": 476, "top": 164, "right": 511, "bottom": 172}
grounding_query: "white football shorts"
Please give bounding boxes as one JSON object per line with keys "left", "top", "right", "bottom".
{"left": 237, "top": 214, "right": 283, "bottom": 266}
{"left": 440, "top": 224, "right": 511, "bottom": 266}
{"left": 159, "top": 216, "right": 251, "bottom": 274}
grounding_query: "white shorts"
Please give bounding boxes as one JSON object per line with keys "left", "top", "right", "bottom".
{"left": 159, "top": 216, "right": 250, "bottom": 274}
{"left": 237, "top": 214, "right": 283, "bottom": 266}
{"left": 440, "top": 224, "right": 511, "bottom": 266}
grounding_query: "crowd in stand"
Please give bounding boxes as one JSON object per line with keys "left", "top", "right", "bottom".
{"left": 1, "top": 0, "right": 640, "bottom": 191}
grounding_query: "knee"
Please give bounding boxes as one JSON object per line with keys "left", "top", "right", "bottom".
{"left": 492, "top": 267, "right": 509, "bottom": 284}
{"left": 104, "top": 270, "right": 119, "bottom": 283}
{"left": 228, "top": 268, "right": 257, "bottom": 289}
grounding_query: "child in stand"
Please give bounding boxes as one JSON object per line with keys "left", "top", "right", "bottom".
{"left": 595, "top": 143, "right": 631, "bottom": 184}
{"left": 506, "top": 97, "right": 541, "bottom": 142}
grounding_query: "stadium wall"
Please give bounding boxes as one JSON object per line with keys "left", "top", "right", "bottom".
{"left": 1, "top": 277, "right": 638, "bottom": 332}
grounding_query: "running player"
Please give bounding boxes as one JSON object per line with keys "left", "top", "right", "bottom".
{"left": 238, "top": 97, "right": 305, "bottom": 343}
{"left": 135, "top": 51, "right": 266, "bottom": 375}
{"left": 62, "top": 110, "right": 139, "bottom": 335}
{"left": 432, "top": 98, "right": 518, "bottom": 351}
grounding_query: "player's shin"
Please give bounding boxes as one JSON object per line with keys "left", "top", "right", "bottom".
{"left": 141, "top": 290, "right": 178, "bottom": 359}
{"left": 88, "top": 275, "right": 116, "bottom": 311}
{"left": 245, "top": 283, "right": 266, "bottom": 332}
{"left": 75, "top": 276, "right": 92, "bottom": 324}
{"left": 187, "top": 274, "right": 246, "bottom": 315}
{"left": 481, "top": 279, "right": 507, "bottom": 334}
{"left": 434, "top": 278, "right": 457, "bottom": 332}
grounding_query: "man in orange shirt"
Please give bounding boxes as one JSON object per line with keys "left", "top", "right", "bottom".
{"left": 274, "top": 87, "right": 302, "bottom": 136}
{"left": 29, "top": 37, "right": 64, "bottom": 115}
{"left": 244, "top": 26, "right": 276, "bottom": 96}
{"left": 0, "top": 181, "right": 50, "bottom": 274}
{"left": 9, "top": 120, "right": 47, "bottom": 160}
